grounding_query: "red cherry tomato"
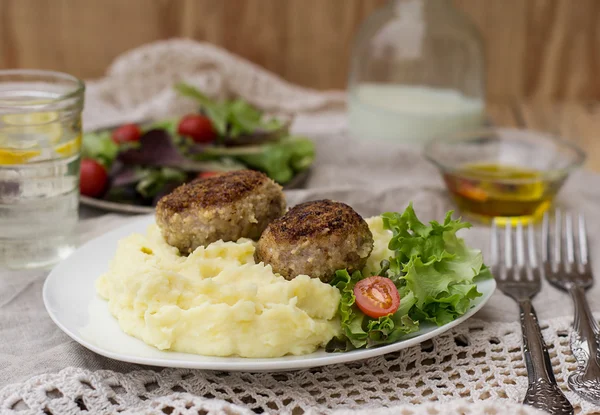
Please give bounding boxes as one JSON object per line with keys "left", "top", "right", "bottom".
{"left": 80, "top": 158, "right": 108, "bottom": 197}
{"left": 178, "top": 114, "right": 217, "bottom": 143}
{"left": 111, "top": 123, "right": 142, "bottom": 144}
{"left": 196, "top": 171, "right": 221, "bottom": 179}
{"left": 353, "top": 276, "right": 400, "bottom": 318}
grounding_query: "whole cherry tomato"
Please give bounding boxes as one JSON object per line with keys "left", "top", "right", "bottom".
{"left": 80, "top": 158, "right": 108, "bottom": 197}
{"left": 111, "top": 123, "right": 142, "bottom": 144}
{"left": 178, "top": 114, "right": 217, "bottom": 143}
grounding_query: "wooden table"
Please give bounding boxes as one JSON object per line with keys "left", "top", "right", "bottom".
{"left": 487, "top": 102, "right": 600, "bottom": 172}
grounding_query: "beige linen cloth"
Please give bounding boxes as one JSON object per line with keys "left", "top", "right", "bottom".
{"left": 1, "top": 40, "right": 599, "bottom": 415}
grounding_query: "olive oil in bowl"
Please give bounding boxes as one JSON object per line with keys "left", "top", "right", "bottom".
{"left": 425, "top": 128, "right": 585, "bottom": 225}
{"left": 443, "top": 163, "right": 564, "bottom": 224}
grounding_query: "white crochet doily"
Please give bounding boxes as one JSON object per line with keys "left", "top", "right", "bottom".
{"left": 2, "top": 40, "right": 599, "bottom": 415}
{"left": 1, "top": 315, "right": 598, "bottom": 415}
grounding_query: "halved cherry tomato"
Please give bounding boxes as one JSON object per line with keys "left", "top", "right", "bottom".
{"left": 353, "top": 276, "right": 400, "bottom": 318}
{"left": 178, "top": 114, "right": 217, "bottom": 143}
{"left": 111, "top": 123, "right": 142, "bottom": 144}
{"left": 196, "top": 171, "right": 221, "bottom": 179}
{"left": 80, "top": 158, "right": 108, "bottom": 197}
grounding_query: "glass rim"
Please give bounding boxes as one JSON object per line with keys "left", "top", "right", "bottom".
{"left": 423, "top": 127, "right": 587, "bottom": 183}
{"left": 0, "top": 69, "right": 85, "bottom": 111}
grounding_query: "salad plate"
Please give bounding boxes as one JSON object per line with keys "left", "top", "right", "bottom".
{"left": 80, "top": 169, "right": 311, "bottom": 214}
{"left": 78, "top": 83, "right": 315, "bottom": 214}
{"left": 43, "top": 214, "right": 496, "bottom": 371}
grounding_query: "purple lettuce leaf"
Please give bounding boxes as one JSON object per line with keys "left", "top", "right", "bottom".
{"left": 117, "top": 129, "right": 208, "bottom": 172}
{"left": 108, "top": 162, "right": 141, "bottom": 188}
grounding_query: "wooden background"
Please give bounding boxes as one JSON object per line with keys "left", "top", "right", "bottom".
{"left": 1, "top": 0, "right": 598, "bottom": 103}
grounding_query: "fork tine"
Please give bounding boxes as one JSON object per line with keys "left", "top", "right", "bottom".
{"left": 555, "top": 209, "right": 562, "bottom": 267}
{"left": 542, "top": 211, "right": 550, "bottom": 264}
{"left": 505, "top": 220, "right": 513, "bottom": 269}
{"left": 565, "top": 212, "right": 575, "bottom": 270}
{"left": 527, "top": 221, "right": 537, "bottom": 268}
{"left": 578, "top": 213, "right": 590, "bottom": 271}
{"left": 516, "top": 220, "right": 525, "bottom": 268}
{"left": 490, "top": 219, "right": 499, "bottom": 267}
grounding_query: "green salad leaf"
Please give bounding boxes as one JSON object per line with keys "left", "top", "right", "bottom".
{"left": 227, "top": 99, "right": 268, "bottom": 137}
{"left": 135, "top": 167, "right": 187, "bottom": 198}
{"left": 325, "top": 269, "right": 419, "bottom": 352}
{"left": 381, "top": 204, "right": 492, "bottom": 326}
{"left": 82, "top": 131, "right": 119, "bottom": 168}
{"left": 236, "top": 136, "right": 315, "bottom": 183}
{"left": 198, "top": 136, "right": 315, "bottom": 184}
{"left": 175, "top": 83, "right": 281, "bottom": 138}
{"left": 327, "top": 204, "right": 491, "bottom": 352}
{"left": 174, "top": 83, "right": 229, "bottom": 135}
{"left": 145, "top": 119, "right": 178, "bottom": 136}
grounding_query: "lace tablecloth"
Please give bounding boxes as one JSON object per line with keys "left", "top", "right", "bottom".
{"left": 2, "top": 40, "right": 600, "bottom": 415}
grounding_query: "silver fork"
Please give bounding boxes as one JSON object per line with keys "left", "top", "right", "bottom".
{"left": 491, "top": 220, "right": 574, "bottom": 414}
{"left": 543, "top": 210, "right": 600, "bottom": 404}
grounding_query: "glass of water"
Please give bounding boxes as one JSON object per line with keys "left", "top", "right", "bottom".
{"left": 0, "top": 70, "right": 84, "bottom": 269}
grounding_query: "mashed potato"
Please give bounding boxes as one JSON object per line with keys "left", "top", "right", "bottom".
{"left": 97, "top": 217, "right": 393, "bottom": 358}
{"left": 97, "top": 225, "right": 341, "bottom": 358}
{"left": 364, "top": 216, "right": 394, "bottom": 275}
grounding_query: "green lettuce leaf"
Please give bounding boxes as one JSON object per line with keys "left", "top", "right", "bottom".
{"left": 326, "top": 269, "right": 419, "bottom": 352}
{"left": 220, "top": 136, "right": 315, "bottom": 184}
{"left": 227, "top": 99, "right": 266, "bottom": 137}
{"left": 135, "top": 167, "right": 187, "bottom": 198}
{"left": 82, "top": 131, "right": 119, "bottom": 168}
{"left": 382, "top": 203, "right": 492, "bottom": 326}
{"left": 175, "top": 83, "right": 281, "bottom": 138}
{"left": 144, "top": 119, "right": 178, "bottom": 136}
{"left": 327, "top": 204, "right": 490, "bottom": 353}
{"left": 175, "top": 83, "right": 229, "bottom": 135}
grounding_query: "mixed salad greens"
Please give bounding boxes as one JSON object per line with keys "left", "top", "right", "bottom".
{"left": 327, "top": 204, "right": 492, "bottom": 352}
{"left": 80, "top": 83, "right": 315, "bottom": 206}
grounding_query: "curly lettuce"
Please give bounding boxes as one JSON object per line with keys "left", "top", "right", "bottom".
{"left": 327, "top": 204, "right": 491, "bottom": 352}
{"left": 381, "top": 204, "right": 491, "bottom": 326}
{"left": 82, "top": 131, "right": 118, "bottom": 168}
{"left": 175, "top": 82, "right": 281, "bottom": 137}
{"left": 326, "top": 269, "right": 419, "bottom": 352}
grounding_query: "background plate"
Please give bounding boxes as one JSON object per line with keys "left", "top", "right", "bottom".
{"left": 43, "top": 215, "right": 495, "bottom": 371}
{"left": 80, "top": 169, "right": 311, "bottom": 214}
{"left": 80, "top": 116, "right": 309, "bottom": 214}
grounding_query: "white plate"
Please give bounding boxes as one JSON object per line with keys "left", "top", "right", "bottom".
{"left": 43, "top": 215, "right": 496, "bottom": 372}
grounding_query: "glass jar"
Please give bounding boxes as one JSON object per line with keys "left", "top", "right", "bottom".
{"left": 348, "top": 0, "right": 485, "bottom": 144}
{"left": 0, "top": 70, "right": 84, "bottom": 269}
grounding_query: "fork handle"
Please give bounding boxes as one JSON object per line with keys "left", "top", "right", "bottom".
{"left": 568, "top": 285, "right": 600, "bottom": 385}
{"left": 518, "top": 299, "right": 574, "bottom": 414}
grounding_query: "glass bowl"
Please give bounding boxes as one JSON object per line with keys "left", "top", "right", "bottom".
{"left": 424, "top": 127, "right": 586, "bottom": 224}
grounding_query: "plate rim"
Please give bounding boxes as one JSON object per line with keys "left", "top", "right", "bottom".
{"left": 43, "top": 215, "right": 496, "bottom": 372}
{"left": 80, "top": 195, "right": 154, "bottom": 214}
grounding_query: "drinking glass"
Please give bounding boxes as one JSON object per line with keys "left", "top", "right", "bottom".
{"left": 0, "top": 70, "right": 84, "bottom": 269}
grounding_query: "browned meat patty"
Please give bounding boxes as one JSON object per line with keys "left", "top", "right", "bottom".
{"left": 255, "top": 199, "right": 374, "bottom": 282}
{"left": 156, "top": 170, "right": 286, "bottom": 253}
